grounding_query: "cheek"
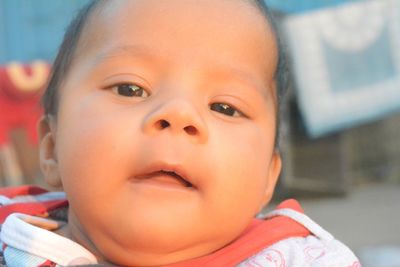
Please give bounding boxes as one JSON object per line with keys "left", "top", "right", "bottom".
{"left": 57, "top": 117, "right": 118, "bottom": 195}
{"left": 218, "top": 119, "right": 273, "bottom": 171}
{"left": 55, "top": 97, "right": 142, "bottom": 200}
{"left": 207, "top": 122, "right": 274, "bottom": 210}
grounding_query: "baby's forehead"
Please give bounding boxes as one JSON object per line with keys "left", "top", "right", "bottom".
{"left": 81, "top": 0, "right": 276, "bottom": 51}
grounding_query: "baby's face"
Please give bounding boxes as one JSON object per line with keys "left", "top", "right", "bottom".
{"left": 48, "top": 0, "right": 280, "bottom": 265}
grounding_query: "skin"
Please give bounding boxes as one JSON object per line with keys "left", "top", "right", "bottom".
{"left": 38, "top": 0, "right": 282, "bottom": 266}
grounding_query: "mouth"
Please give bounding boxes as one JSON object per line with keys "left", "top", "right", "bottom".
{"left": 133, "top": 167, "right": 194, "bottom": 189}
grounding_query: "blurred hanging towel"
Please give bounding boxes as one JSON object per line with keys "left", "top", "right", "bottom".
{"left": 0, "top": 61, "right": 49, "bottom": 145}
{"left": 283, "top": 0, "right": 400, "bottom": 138}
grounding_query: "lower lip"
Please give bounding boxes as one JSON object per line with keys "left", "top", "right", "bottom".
{"left": 130, "top": 174, "right": 194, "bottom": 191}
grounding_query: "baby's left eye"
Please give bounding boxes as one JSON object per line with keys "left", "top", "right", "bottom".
{"left": 111, "top": 84, "right": 150, "bottom": 98}
{"left": 210, "top": 103, "right": 242, "bottom": 117}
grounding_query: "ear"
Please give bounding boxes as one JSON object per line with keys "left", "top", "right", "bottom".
{"left": 260, "top": 151, "right": 282, "bottom": 210}
{"left": 38, "top": 115, "right": 63, "bottom": 189}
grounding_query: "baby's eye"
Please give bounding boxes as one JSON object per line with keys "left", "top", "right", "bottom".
{"left": 210, "top": 103, "right": 242, "bottom": 117}
{"left": 112, "top": 84, "right": 149, "bottom": 98}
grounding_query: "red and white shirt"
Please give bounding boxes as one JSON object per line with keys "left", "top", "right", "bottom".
{"left": 0, "top": 186, "right": 360, "bottom": 266}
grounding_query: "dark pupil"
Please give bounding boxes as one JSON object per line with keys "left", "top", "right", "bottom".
{"left": 118, "top": 84, "right": 142, "bottom": 97}
{"left": 210, "top": 103, "right": 235, "bottom": 116}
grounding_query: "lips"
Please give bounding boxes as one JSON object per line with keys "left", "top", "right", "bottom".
{"left": 132, "top": 164, "right": 194, "bottom": 189}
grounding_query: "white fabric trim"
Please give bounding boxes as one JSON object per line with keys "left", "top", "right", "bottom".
{"left": 0, "top": 195, "right": 11, "bottom": 205}
{"left": 1, "top": 213, "right": 97, "bottom": 266}
{"left": 264, "top": 208, "right": 334, "bottom": 241}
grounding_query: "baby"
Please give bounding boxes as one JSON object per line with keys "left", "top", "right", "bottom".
{"left": 0, "top": 0, "right": 360, "bottom": 266}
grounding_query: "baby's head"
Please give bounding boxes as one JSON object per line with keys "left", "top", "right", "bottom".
{"left": 39, "top": 0, "right": 286, "bottom": 265}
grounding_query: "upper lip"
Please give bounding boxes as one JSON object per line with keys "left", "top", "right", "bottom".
{"left": 133, "top": 162, "right": 195, "bottom": 188}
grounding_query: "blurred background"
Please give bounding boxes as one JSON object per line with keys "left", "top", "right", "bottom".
{"left": 0, "top": 0, "right": 399, "bottom": 266}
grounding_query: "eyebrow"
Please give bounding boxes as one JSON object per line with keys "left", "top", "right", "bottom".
{"left": 207, "top": 66, "right": 270, "bottom": 100}
{"left": 93, "top": 45, "right": 160, "bottom": 64}
{"left": 91, "top": 44, "right": 271, "bottom": 101}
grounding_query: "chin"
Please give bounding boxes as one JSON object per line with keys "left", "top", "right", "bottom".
{"left": 96, "top": 226, "right": 237, "bottom": 267}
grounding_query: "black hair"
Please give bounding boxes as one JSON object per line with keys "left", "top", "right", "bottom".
{"left": 253, "top": 0, "right": 288, "bottom": 100}
{"left": 42, "top": 0, "right": 103, "bottom": 115}
{"left": 42, "top": 0, "right": 288, "bottom": 146}
{"left": 252, "top": 0, "right": 289, "bottom": 148}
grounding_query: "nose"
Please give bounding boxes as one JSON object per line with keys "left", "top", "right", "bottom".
{"left": 142, "top": 98, "right": 208, "bottom": 143}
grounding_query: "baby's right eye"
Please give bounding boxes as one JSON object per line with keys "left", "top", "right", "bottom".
{"left": 111, "top": 84, "right": 150, "bottom": 98}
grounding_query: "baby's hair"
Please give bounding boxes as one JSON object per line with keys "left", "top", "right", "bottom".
{"left": 42, "top": 0, "right": 288, "bottom": 145}
{"left": 252, "top": 0, "right": 288, "bottom": 101}
{"left": 42, "top": 0, "right": 103, "bottom": 115}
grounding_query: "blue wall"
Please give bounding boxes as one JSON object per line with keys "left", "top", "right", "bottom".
{"left": 0, "top": 0, "right": 89, "bottom": 64}
{"left": 264, "top": 0, "right": 356, "bottom": 13}
{"left": 0, "top": 0, "right": 357, "bottom": 64}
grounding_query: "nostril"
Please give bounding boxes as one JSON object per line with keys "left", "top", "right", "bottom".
{"left": 184, "top": 126, "right": 198, "bottom": 136}
{"left": 156, "top": 120, "right": 170, "bottom": 130}
{"left": 154, "top": 120, "right": 198, "bottom": 136}
{"left": 161, "top": 120, "right": 170, "bottom": 128}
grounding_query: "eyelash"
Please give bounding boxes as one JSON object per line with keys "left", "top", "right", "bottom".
{"left": 109, "top": 83, "right": 245, "bottom": 118}
{"left": 209, "top": 103, "right": 244, "bottom": 117}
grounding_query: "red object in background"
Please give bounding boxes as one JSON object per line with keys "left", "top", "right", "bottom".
{"left": 0, "top": 61, "right": 50, "bottom": 145}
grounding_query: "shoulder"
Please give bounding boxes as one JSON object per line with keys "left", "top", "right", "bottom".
{"left": 238, "top": 201, "right": 361, "bottom": 267}
{"left": 239, "top": 235, "right": 360, "bottom": 267}
{"left": 0, "top": 212, "right": 98, "bottom": 266}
